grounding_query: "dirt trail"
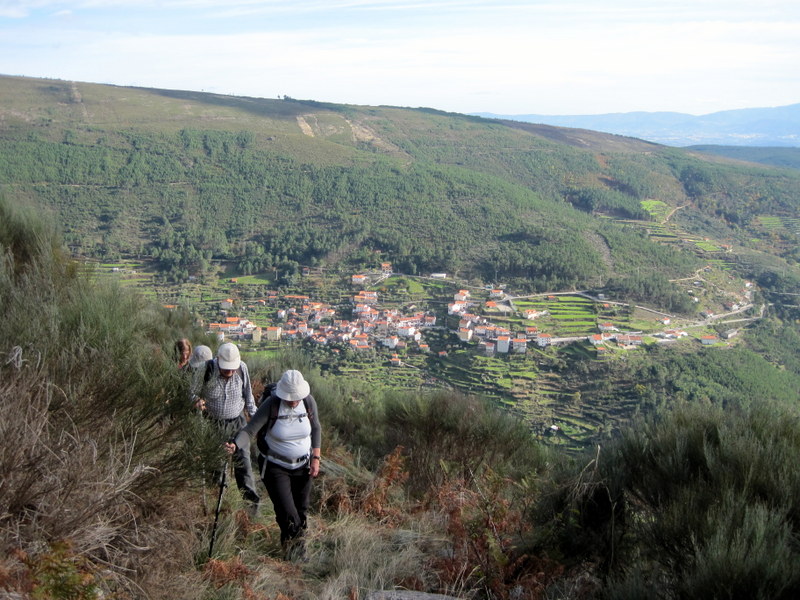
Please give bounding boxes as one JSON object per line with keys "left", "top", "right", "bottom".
{"left": 296, "top": 115, "right": 315, "bottom": 137}
{"left": 662, "top": 204, "right": 686, "bottom": 224}
{"left": 69, "top": 81, "right": 89, "bottom": 120}
{"left": 584, "top": 231, "right": 614, "bottom": 275}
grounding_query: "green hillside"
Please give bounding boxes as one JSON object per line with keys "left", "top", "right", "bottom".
{"left": 687, "top": 144, "right": 800, "bottom": 170}
{"left": 4, "top": 75, "right": 800, "bottom": 598}
{"left": 4, "top": 175, "right": 800, "bottom": 600}
{"left": 3, "top": 75, "right": 799, "bottom": 303}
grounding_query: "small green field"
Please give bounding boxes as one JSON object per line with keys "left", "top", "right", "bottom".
{"left": 640, "top": 199, "right": 672, "bottom": 221}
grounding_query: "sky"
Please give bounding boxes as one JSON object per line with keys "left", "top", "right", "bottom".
{"left": 1, "top": 0, "right": 799, "bottom": 116}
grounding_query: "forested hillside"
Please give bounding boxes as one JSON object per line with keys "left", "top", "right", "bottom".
{"left": 2, "top": 75, "right": 799, "bottom": 305}
{"left": 3, "top": 179, "right": 800, "bottom": 599}
{"left": 4, "top": 74, "right": 800, "bottom": 600}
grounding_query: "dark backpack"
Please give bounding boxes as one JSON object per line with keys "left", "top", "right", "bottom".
{"left": 255, "top": 383, "right": 313, "bottom": 456}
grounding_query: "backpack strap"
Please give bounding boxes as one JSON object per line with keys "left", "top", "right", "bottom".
{"left": 203, "top": 358, "right": 214, "bottom": 383}
{"left": 256, "top": 394, "right": 313, "bottom": 456}
{"left": 256, "top": 393, "right": 279, "bottom": 456}
{"left": 269, "top": 397, "right": 311, "bottom": 425}
{"left": 268, "top": 394, "right": 280, "bottom": 429}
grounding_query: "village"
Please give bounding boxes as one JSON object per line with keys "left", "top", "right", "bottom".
{"left": 196, "top": 261, "right": 760, "bottom": 363}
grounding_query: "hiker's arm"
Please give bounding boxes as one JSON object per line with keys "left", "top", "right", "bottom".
{"left": 308, "top": 395, "right": 321, "bottom": 477}
{"left": 189, "top": 369, "right": 205, "bottom": 411}
{"left": 308, "top": 395, "right": 321, "bottom": 449}
{"left": 228, "top": 397, "right": 272, "bottom": 452}
{"left": 241, "top": 363, "right": 257, "bottom": 417}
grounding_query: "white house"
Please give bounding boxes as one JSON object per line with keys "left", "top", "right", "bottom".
{"left": 524, "top": 309, "right": 547, "bottom": 320}
{"left": 398, "top": 325, "right": 417, "bottom": 337}
{"left": 496, "top": 335, "right": 510, "bottom": 353}
{"left": 448, "top": 302, "right": 467, "bottom": 315}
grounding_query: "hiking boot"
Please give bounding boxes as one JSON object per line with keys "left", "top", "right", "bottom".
{"left": 242, "top": 490, "right": 260, "bottom": 504}
{"left": 283, "top": 538, "right": 307, "bottom": 562}
{"left": 241, "top": 490, "right": 260, "bottom": 517}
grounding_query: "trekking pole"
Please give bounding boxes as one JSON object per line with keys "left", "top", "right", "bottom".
{"left": 208, "top": 458, "right": 230, "bottom": 558}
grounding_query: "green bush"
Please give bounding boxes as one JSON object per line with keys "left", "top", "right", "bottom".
{"left": 539, "top": 401, "right": 800, "bottom": 598}
{"left": 0, "top": 195, "right": 218, "bottom": 597}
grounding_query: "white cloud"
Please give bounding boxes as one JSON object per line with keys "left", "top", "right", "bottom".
{"left": 1, "top": 0, "right": 799, "bottom": 114}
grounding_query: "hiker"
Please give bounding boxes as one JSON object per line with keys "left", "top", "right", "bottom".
{"left": 225, "top": 369, "right": 320, "bottom": 556}
{"left": 188, "top": 344, "right": 213, "bottom": 371}
{"left": 192, "top": 342, "right": 260, "bottom": 507}
{"left": 185, "top": 344, "right": 213, "bottom": 403}
{"left": 174, "top": 338, "right": 193, "bottom": 370}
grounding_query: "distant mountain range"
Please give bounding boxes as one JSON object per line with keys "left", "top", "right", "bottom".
{"left": 473, "top": 104, "right": 800, "bottom": 147}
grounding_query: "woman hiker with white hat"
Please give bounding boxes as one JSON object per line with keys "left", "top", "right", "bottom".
{"left": 226, "top": 369, "right": 321, "bottom": 558}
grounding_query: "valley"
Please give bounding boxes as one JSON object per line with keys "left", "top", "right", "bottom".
{"left": 3, "top": 73, "right": 800, "bottom": 449}
{"left": 4, "top": 75, "right": 800, "bottom": 599}
{"left": 93, "top": 245, "right": 762, "bottom": 451}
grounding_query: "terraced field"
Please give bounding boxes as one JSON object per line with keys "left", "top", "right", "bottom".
{"left": 84, "top": 259, "right": 745, "bottom": 452}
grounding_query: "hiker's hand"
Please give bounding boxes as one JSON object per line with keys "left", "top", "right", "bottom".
{"left": 310, "top": 457, "right": 320, "bottom": 478}
{"left": 224, "top": 442, "right": 236, "bottom": 455}
{"left": 193, "top": 397, "right": 206, "bottom": 411}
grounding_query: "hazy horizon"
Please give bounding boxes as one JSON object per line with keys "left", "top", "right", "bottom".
{"left": 1, "top": 1, "right": 799, "bottom": 117}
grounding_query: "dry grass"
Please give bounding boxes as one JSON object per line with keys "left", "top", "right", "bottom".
{"left": 0, "top": 364, "right": 214, "bottom": 599}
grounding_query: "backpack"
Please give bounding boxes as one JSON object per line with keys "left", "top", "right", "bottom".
{"left": 255, "top": 383, "right": 313, "bottom": 456}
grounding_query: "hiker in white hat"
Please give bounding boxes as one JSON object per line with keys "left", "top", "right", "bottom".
{"left": 226, "top": 369, "right": 320, "bottom": 559}
{"left": 192, "top": 342, "right": 260, "bottom": 507}
{"left": 188, "top": 344, "right": 212, "bottom": 369}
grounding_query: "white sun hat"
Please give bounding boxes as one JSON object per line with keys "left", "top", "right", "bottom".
{"left": 275, "top": 370, "right": 310, "bottom": 402}
{"left": 189, "top": 345, "right": 213, "bottom": 369}
{"left": 217, "top": 343, "right": 241, "bottom": 370}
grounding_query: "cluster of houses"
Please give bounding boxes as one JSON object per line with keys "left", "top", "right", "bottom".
{"left": 448, "top": 289, "right": 716, "bottom": 355}
{"left": 193, "top": 267, "right": 736, "bottom": 359}
{"left": 204, "top": 285, "right": 437, "bottom": 356}
{"left": 447, "top": 288, "right": 550, "bottom": 355}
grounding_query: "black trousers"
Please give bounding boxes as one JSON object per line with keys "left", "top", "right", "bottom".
{"left": 259, "top": 457, "right": 311, "bottom": 543}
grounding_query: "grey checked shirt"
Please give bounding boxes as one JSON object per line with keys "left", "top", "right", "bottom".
{"left": 191, "top": 359, "right": 256, "bottom": 420}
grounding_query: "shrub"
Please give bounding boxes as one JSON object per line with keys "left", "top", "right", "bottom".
{"left": 0, "top": 195, "right": 219, "bottom": 598}
{"left": 538, "top": 401, "right": 800, "bottom": 598}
